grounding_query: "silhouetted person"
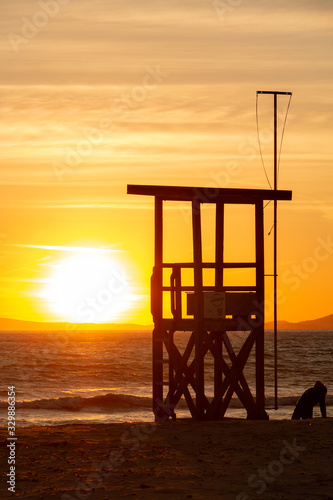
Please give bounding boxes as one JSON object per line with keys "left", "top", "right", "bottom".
{"left": 292, "top": 381, "right": 327, "bottom": 420}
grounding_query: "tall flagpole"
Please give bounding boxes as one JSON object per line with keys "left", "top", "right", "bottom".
{"left": 273, "top": 93, "right": 278, "bottom": 411}
{"left": 257, "top": 90, "right": 292, "bottom": 410}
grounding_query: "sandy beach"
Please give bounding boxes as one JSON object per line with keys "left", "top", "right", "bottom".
{"left": 1, "top": 418, "right": 333, "bottom": 499}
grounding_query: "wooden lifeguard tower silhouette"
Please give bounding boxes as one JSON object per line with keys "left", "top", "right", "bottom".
{"left": 128, "top": 184, "right": 292, "bottom": 420}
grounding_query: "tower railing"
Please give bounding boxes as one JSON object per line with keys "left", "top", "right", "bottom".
{"left": 152, "top": 262, "right": 259, "bottom": 333}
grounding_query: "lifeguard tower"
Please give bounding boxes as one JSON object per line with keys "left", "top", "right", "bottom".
{"left": 128, "top": 184, "right": 292, "bottom": 420}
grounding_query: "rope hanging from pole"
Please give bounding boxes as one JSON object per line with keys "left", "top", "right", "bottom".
{"left": 277, "top": 94, "right": 292, "bottom": 180}
{"left": 256, "top": 93, "right": 273, "bottom": 190}
{"left": 256, "top": 92, "right": 293, "bottom": 191}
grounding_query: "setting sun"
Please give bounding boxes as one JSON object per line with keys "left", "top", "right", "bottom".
{"left": 39, "top": 249, "right": 135, "bottom": 323}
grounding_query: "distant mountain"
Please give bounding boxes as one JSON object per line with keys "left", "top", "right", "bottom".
{"left": 1, "top": 314, "right": 332, "bottom": 331}
{"left": 265, "top": 314, "right": 333, "bottom": 330}
{"left": 0, "top": 318, "right": 153, "bottom": 331}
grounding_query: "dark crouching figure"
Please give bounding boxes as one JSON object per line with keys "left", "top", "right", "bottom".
{"left": 292, "top": 381, "right": 327, "bottom": 420}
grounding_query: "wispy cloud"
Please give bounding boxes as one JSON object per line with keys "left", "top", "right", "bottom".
{"left": 6, "top": 244, "right": 123, "bottom": 253}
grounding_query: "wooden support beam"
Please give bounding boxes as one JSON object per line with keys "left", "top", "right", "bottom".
{"left": 165, "top": 334, "right": 210, "bottom": 411}
{"left": 202, "top": 331, "right": 256, "bottom": 418}
{"left": 152, "top": 197, "right": 164, "bottom": 421}
{"left": 255, "top": 201, "right": 265, "bottom": 418}
{"left": 162, "top": 262, "right": 256, "bottom": 269}
{"left": 152, "top": 197, "right": 163, "bottom": 327}
{"left": 218, "top": 382, "right": 237, "bottom": 419}
{"left": 201, "top": 331, "right": 237, "bottom": 415}
{"left": 214, "top": 333, "right": 223, "bottom": 399}
{"left": 165, "top": 332, "right": 196, "bottom": 411}
{"left": 221, "top": 332, "right": 257, "bottom": 418}
{"left": 152, "top": 328, "right": 165, "bottom": 420}
{"left": 165, "top": 338, "right": 195, "bottom": 396}
{"left": 164, "top": 285, "right": 257, "bottom": 292}
{"left": 168, "top": 330, "right": 175, "bottom": 406}
{"left": 181, "top": 379, "right": 197, "bottom": 418}
{"left": 207, "top": 329, "right": 257, "bottom": 419}
{"left": 170, "top": 266, "right": 182, "bottom": 322}
{"left": 214, "top": 203, "right": 224, "bottom": 397}
{"left": 168, "top": 332, "right": 195, "bottom": 391}
{"left": 192, "top": 201, "right": 205, "bottom": 419}
{"left": 128, "top": 184, "right": 292, "bottom": 202}
{"left": 215, "top": 203, "right": 224, "bottom": 286}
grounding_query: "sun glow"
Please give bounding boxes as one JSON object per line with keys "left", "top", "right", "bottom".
{"left": 40, "top": 251, "right": 135, "bottom": 323}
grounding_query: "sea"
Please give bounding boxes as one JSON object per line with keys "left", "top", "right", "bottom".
{"left": 1, "top": 329, "right": 332, "bottom": 427}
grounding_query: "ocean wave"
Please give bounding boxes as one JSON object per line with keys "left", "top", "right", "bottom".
{"left": 0, "top": 393, "right": 152, "bottom": 412}
{"left": 1, "top": 392, "right": 332, "bottom": 413}
{"left": 227, "top": 395, "right": 333, "bottom": 409}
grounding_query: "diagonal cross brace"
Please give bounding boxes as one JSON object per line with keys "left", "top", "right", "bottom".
{"left": 202, "top": 331, "right": 256, "bottom": 416}
{"left": 221, "top": 332, "right": 257, "bottom": 416}
{"left": 164, "top": 332, "right": 210, "bottom": 413}
{"left": 206, "top": 330, "right": 257, "bottom": 419}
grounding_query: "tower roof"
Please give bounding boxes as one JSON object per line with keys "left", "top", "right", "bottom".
{"left": 127, "top": 184, "right": 292, "bottom": 204}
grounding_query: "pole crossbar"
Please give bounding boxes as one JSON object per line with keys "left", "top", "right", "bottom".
{"left": 257, "top": 91, "right": 292, "bottom": 95}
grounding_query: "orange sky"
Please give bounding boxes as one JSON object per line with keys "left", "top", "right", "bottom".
{"left": 0, "top": 0, "right": 332, "bottom": 325}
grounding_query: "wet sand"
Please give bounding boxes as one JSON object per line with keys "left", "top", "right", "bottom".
{"left": 1, "top": 418, "right": 333, "bottom": 499}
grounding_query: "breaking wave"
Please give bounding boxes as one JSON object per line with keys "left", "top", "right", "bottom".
{"left": 0, "top": 393, "right": 152, "bottom": 412}
{"left": 1, "top": 393, "right": 332, "bottom": 413}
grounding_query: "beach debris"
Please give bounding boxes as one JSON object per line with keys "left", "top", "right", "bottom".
{"left": 139, "top": 482, "right": 153, "bottom": 488}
